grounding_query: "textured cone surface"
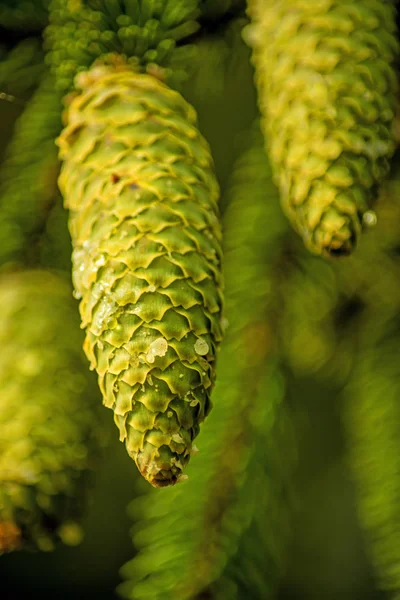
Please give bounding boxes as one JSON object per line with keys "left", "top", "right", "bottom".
{"left": 57, "top": 66, "right": 223, "bottom": 487}
{"left": 0, "top": 270, "right": 101, "bottom": 553}
{"left": 245, "top": 0, "right": 398, "bottom": 257}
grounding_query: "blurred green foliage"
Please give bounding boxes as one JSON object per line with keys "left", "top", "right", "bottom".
{"left": 0, "top": 3, "right": 399, "bottom": 600}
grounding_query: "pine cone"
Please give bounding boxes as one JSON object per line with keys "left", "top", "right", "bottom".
{"left": 0, "top": 270, "right": 101, "bottom": 553}
{"left": 57, "top": 66, "right": 223, "bottom": 487}
{"left": 246, "top": 0, "right": 398, "bottom": 257}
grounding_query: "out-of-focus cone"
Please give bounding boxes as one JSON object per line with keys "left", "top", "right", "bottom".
{"left": 0, "top": 270, "right": 103, "bottom": 553}
{"left": 245, "top": 0, "right": 398, "bottom": 257}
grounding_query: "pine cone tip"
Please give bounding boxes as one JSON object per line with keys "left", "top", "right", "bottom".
{"left": 135, "top": 445, "right": 191, "bottom": 488}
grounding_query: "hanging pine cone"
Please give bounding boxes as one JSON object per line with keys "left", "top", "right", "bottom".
{"left": 57, "top": 65, "right": 223, "bottom": 488}
{"left": 0, "top": 270, "right": 102, "bottom": 553}
{"left": 245, "top": 0, "right": 398, "bottom": 257}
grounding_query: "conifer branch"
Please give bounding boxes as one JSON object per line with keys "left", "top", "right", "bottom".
{"left": 0, "top": 37, "right": 45, "bottom": 99}
{"left": 118, "top": 125, "right": 294, "bottom": 598}
{"left": 343, "top": 320, "right": 400, "bottom": 595}
{"left": 0, "top": 72, "right": 63, "bottom": 269}
{"left": 0, "top": 0, "right": 49, "bottom": 31}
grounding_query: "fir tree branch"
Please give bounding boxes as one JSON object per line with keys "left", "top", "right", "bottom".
{"left": 0, "top": 37, "right": 45, "bottom": 99}
{"left": 39, "top": 196, "right": 73, "bottom": 273}
{"left": 118, "top": 124, "right": 294, "bottom": 599}
{"left": 0, "top": 72, "right": 63, "bottom": 270}
{"left": 0, "top": 0, "right": 49, "bottom": 31}
{"left": 343, "top": 319, "right": 400, "bottom": 596}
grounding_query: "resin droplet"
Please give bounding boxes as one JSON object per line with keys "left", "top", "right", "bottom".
{"left": 194, "top": 338, "right": 209, "bottom": 356}
{"left": 363, "top": 210, "right": 378, "bottom": 228}
{"left": 146, "top": 337, "right": 168, "bottom": 364}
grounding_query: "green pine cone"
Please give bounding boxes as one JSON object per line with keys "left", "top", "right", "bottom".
{"left": 0, "top": 270, "right": 102, "bottom": 553}
{"left": 245, "top": 0, "right": 398, "bottom": 257}
{"left": 57, "top": 65, "right": 223, "bottom": 488}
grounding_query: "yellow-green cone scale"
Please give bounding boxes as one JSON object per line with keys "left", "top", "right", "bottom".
{"left": 0, "top": 270, "right": 101, "bottom": 553}
{"left": 57, "top": 66, "right": 223, "bottom": 487}
{"left": 245, "top": 0, "right": 398, "bottom": 257}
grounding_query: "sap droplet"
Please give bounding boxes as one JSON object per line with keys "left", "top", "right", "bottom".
{"left": 167, "top": 411, "right": 173, "bottom": 418}
{"left": 179, "top": 373, "right": 184, "bottom": 379}
{"left": 91, "top": 296, "right": 117, "bottom": 335}
{"left": 191, "top": 445, "right": 199, "bottom": 455}
{"left": 73, "top": 290, "right": 82, "bottom": 299}
{"left": 363, "top": 210, "right": 377, "bottom": 227}
{"left": 194, "top": 338, "right": 209, "bottom": 356}
{"left": 147, "top": 374, "right": 153, "bottom": 386}
{"left": 242, "top": 22, "right": 259, "bottom": 48}
{"left": 148, "top": 285, "right": 156, "bottom": 293}
{"left": 146, "top": 337, "right": 168, "bottom": 363}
